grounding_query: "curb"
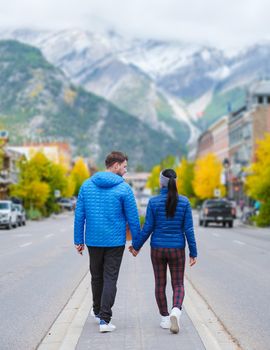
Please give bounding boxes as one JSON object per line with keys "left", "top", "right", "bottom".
{"left": 37, "top": 273, "right": 90, "bottom": 350}
{"left": 185, "top": 278, "right": 242, "bottom": 350}
{"left": 38, "top": 273, "right": 242, "bottom": 350}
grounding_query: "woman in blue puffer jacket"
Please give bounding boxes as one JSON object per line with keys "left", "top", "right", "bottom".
{"left": 130, "top": 169, "right": 197, "bottom": 334}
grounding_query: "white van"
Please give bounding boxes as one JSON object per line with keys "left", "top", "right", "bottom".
{"left": 0, "top": 201, "right": 19, "bottom": 229}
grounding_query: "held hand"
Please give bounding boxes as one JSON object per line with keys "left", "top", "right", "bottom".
{"left": 75, "top": 244, "right": 85, "bottom": 255}
{"left": 189, "top": 257, "right": 197, "bottom": 267}
{"left": 128, "top": 245, "right": 139, "bottom": 257}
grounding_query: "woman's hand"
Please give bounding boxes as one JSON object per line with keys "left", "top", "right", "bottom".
{"left": 189, "top": 257, "right": 197, "bottom": 267}
{"left": 128, "top": 245, "right": 139, "bottom": 257}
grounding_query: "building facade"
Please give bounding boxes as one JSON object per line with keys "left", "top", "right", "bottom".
{"left": 194, "top": 80, "right": 270, "bottom": 201}
{"left": 8, "top": 142, "right": 72, "bottom": 169}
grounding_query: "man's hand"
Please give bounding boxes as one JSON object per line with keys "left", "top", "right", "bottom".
{"left": 128, "top": 245, "right": 139, "bottom": 257}
{"left": 75, "top": 244, "right": 85, "bottom": 255}
{"left": 189, "top": 257, "right": 197, "bottom": 267}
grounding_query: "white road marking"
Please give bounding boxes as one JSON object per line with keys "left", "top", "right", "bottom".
{"left": 212, "top": 233, "right": 220, "bottom": 237}
{"left": 45, "top": 233, "right": 54, "bottom": 239}
{"left": 20, "top": 242, "right": 33, "bottom": 248}
{"left": 233, "top": 240, "right": 246, "bottom": 246}
{"left": 14, "top": 234, "right": 32, "bottom": 238}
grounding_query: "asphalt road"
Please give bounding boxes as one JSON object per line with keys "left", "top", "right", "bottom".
{"left": 187, "top": 215, "right": 270, "bottom": 350}
{"left": 1, "top": 210, "right": 269, "bottom": 350}
{"left": 0, "top": 212, "right": 88, "bottom": 350}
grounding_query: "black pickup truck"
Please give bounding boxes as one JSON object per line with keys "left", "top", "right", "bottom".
{"left": 199, "top": 199, "right": 235, "bottom": 228}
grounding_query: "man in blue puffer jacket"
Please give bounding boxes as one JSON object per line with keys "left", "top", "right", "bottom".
{"left": 74, "top": 151, "right": 140, "bottom": 333}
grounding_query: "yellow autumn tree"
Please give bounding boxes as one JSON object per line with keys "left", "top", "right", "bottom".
{"left": 11, "top": 180, "right": 50, "bottom": 210}
{"left": 10, "top": 152, "right": 69, "bottom": 216}
{"left": 71, "top": 157, "right": 90, "bottom": 195}
{"left": 193, "top": 153, "right": 225, "bottom": 200}
{"left": 245, "top": 133, "right": 270, "bottom": 226}
{"left": 146, "top": 164, "right": 161, "bottom": 194}
{"left": 175, "top": 158, "right": 195, "bottom": 197}
{"left": 62, "top": 175, "right": 76, "bottom": 198}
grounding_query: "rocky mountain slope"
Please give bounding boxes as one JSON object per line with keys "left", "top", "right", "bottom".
{"left": 0, "top": 40, "right": 184, "bottom": 169}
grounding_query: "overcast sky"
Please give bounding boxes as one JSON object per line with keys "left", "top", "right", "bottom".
{"left": 1, "top": 0, "right": 270, "bottom": 49}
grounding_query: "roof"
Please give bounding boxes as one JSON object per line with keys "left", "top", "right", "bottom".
{"left": 249, "top": 80, "right": 270, "bottom": 95}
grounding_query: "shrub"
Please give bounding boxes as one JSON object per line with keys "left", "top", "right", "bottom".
{"left": 253, "top": 201, "right": 270, "bottom": 227}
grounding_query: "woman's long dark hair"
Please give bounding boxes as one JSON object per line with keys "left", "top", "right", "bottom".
{"left": 162, "top": 169, "right": 178, "bottom": 218}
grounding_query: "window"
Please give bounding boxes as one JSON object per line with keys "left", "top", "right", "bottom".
{"left": 0, "top": 203, "right": 9, "bottom": 209}
{"left": 258, "top": 96, "right": 264, "bottom": 104}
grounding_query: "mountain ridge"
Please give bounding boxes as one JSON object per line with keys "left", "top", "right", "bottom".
{"left": 0, "top": 39, "right": 184, "bottom": 169}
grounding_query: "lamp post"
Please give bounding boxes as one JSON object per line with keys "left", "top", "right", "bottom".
{"left": 222, "top": 158, "right": 230, "bottom": 199}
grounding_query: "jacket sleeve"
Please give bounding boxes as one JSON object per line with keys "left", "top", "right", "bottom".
{"left": 123, "top": 186, "right": 140, "bottom": 245}
{"left": 183, "top": 199, "right": 197, "bottom": 257}
{"left": 74, "top": 185, "right": 86, "bottom": 245}
{"left": 133, "top": 200, "right": 154, "bottom": 251}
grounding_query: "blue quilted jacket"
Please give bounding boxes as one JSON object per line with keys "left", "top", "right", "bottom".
{"left": 133, "top": 188, "right": 197, "bottom": 257}
{"left": 74, "top": 172, "right": 140, "bottom": 247}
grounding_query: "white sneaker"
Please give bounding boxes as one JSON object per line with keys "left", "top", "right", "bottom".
{"left": 169, "top": 307, "right": 182, "bottom": 334}
{"left": 99, "top": 321, "right": 116, "bottom": 333}
{"left": 90, "top": 308, "right": 100, "bottom": 324}
{"left": 160, "top": 316, "right": 171, "bottom": 329}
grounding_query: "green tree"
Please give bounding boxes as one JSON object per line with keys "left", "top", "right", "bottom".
{"left": 146, "top": 155, "right": 178, "bottom": 195}
{"left": 160, "top": 155, "right": 177, "bottom": 170}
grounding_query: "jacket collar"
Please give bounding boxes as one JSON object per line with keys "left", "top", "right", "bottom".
{"left": 160, "top": 187, "right": 168, "bottom": 194}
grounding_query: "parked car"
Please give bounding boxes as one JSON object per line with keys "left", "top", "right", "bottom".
{"left": 0, "top": 200, "right": 19, "bottom": 229}
{"left": 199, "top": 199, "right": 235, "bottom": 228}
{"left": 14, "top": 204, "right": 26, "bottom": 226}
{"left": 57, "top": 198, "right": 74, "bottom": 211}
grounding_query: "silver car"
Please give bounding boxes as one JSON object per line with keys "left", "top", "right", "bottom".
{"left": 14, "top": 204, "right": 26, "bottom": 226}
{"left": 0, "top": 201, "right": 19, "bottom": 229}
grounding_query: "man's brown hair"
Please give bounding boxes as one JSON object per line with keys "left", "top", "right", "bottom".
{"left": 105, "top": 151, "right": 128, "bottom": 168}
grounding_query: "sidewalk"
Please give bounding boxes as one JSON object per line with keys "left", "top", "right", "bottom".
{"left": 76, "top": 244, "right": 205, "bottom": 350}
{"left": 39, "top": 244, "right": 238, "bottom": 350}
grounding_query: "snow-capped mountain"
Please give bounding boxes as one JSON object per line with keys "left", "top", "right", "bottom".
{"left": 1, "top": 27, "right": 270, "bottom": 140}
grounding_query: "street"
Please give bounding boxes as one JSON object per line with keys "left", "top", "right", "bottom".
{"left": 0, "top": 211, "right": 270, "bottom": 350}
{"left": 0, "top": 213, "right": 87, "bottom": 350}
{"left": 187, "top": 213, "right": 270, "bottom": 350}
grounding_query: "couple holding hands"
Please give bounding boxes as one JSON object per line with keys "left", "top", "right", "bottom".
{"left": 74, "top": 151, "right": 197, "bottom": 334}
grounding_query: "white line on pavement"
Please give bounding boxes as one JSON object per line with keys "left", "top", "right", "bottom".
{"left": 233, "top": 240, "right": 246, "bottom": 246}
{"left": 20, "top": 242, "right": 33, "bottom": 248}
{"left": 14, "top": 234, "right": 32, "bottom": 238}
{"left": 212, "top": 233, "right": 220, "bottom": 237}
{"left": 45, "top": 233, "right": 54, "bottom": 239}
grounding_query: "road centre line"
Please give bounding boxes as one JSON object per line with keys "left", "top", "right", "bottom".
{"left": 233, "top": 240, "right": 246, "bottom": 246}
{"left": 45, "top": 233, "right": 54, "bottom": 239}
{"left": 20, "top": 242, "right": 33, "bottom": 248}
{"left": 212, "top": 233, "right": 220, "bottom": 237}
{"left": 14, "top": 234, "right": 32, "bottom": 238}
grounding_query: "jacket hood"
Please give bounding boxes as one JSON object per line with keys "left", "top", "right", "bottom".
{"left": 91, "top": 171, "right": 124, "bottom": 188}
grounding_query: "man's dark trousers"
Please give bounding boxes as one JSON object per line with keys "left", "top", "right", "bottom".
{"left": 87, "top": 246, "right": 125, "bottom": 323}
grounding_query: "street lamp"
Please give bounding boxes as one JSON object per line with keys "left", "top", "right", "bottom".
{"left": 222, "top": 158, "right": 230, "bottom": 199}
